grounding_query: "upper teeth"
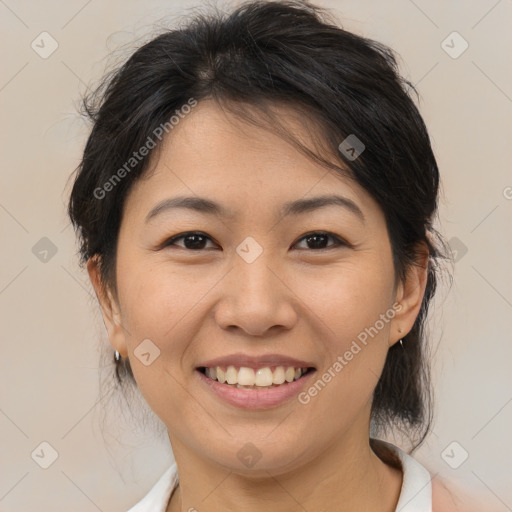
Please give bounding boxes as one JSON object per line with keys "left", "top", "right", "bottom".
{"left": 204, "top": 366, "right": 308, "bottom": 386}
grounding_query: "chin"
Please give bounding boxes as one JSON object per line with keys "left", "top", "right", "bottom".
{"left": 202, "top": 439, "right": 312, "bottom": 477}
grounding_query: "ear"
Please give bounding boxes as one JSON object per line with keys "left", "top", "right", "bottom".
{"left": 389, "top": 243, "right": 429, "bottom": 347}
{"left": 87, "top": 256, "right": 128, "bottom": 357}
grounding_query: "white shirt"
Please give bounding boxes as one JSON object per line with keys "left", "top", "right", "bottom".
{"left": 126, "top": 440, "right": 432, "bottom": 512}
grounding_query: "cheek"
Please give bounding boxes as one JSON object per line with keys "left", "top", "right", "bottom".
{"left": 298, "top": 257, "right": 395, "bottom": 347}
{"left": 115, "top": 258, "right": 221, "bottom": 397}
{"left": 117, "top": 256, "right": 203, "bottom": 337}
{"left": 115, "top": 261, "right": 202, "bottom": 424}
{"left": 294, "top": 259, "right": 394, "bottom": 420}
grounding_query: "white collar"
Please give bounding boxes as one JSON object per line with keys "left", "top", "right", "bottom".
{"left": 127, "top": 441, "right": 432, "bottom": 512}
{"left": 379, "top": 440, "right": 432, "bottom": 512}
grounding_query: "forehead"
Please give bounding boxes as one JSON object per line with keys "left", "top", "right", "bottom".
{"left": 123, "top": 100, "right": 379, "bottom": 222}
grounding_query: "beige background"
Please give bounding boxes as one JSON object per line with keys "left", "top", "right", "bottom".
{"left": 1, "top": 0, "right": 511, "bottom": 510}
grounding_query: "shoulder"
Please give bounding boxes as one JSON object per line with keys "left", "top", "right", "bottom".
{"left": 431, "top": 476, "right": 491, "bottom": 512}
{"left": 431, "top": 476, "right": 459, "bottom": 512}
{"left": 371, "top": 439, "right": 488, "bottom": 512}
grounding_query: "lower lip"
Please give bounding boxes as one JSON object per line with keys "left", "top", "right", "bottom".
{"left": 196, "top": 369, "right": 316, "bottom": 409}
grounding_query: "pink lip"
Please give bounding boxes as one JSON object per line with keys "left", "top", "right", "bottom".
{"left": 197, "top": 352, "right": 316, "bottom": 371}
{"left": 196, "top": 368, "right": 317, "bottom": 409}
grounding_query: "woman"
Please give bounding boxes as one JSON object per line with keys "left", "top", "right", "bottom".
{"left": 67, "top": 1, "right": 471, "bottom": 510}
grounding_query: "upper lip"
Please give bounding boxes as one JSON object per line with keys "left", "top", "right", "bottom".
{"left": 197, "top": 353, "right": 316, "bottom": 370}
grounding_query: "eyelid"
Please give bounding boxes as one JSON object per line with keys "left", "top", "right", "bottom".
{"left": 293, "top": 231, "right": 349, "bottom": 250}
{"left": 158, "top": 231, "right": 217, "bottom": 250}
{"left": 159, "top": 230, "right": 349, "bottom": 251}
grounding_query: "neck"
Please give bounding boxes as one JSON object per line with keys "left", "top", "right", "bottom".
{"left": 166, "top": 431, "right": 402, "bottom": 512}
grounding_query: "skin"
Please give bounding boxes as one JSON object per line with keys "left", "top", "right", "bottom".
{"left": 88, "top": 100, "right": 428, "bottom": 512}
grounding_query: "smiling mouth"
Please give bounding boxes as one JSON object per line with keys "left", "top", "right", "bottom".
{"left": 197, "top": 365, "right": 316, "bottom": 389}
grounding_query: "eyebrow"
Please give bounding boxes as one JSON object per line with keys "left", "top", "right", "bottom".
{"left": 145, "top": 194, "right": 365, "bottom": 223}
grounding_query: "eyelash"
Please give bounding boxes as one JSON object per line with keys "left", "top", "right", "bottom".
{"left": 160, "top": 231, "right": 349, "bottom": 252}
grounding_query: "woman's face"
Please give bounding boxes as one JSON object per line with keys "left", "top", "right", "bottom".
{"left": 90, "top": 100, "right": 425, "bottom": 475}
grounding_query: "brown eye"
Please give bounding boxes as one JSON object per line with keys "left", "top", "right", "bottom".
{"left": 294, "top": 231, "right": 346, "bottom": 250}
{"left": 161, "top": 230, "right": 347, "bottom": 252}
{"left": 163, "top": 232, "right": 216, "bottom": 250}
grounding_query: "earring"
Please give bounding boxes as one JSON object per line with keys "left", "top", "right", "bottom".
{"left": 399, "top": 339, "right": 404, "bottom": 348}
{"left": 114, "top": 350, "right": 121, "bottom": 362}
{"left": 397, "top": 327, "right": 403, "bottom": 349}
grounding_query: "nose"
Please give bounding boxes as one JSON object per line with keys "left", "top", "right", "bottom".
{"left": 214, "top": 250, "right": 298, "bottom": 337}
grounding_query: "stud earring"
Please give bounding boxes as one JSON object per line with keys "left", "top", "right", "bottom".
{"left": 114, "top": 350, "right": 121, "bottom": 362}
